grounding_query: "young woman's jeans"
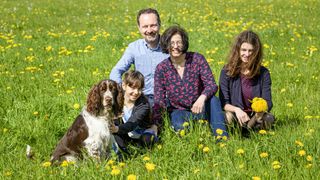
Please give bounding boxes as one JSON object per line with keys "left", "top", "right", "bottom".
{"left": 169, "top": 96, "right": 228, "bottom": 137}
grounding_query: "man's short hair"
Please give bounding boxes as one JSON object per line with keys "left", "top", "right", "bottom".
{"left": 137, "top": 8, "right": 161, "bottom": 26}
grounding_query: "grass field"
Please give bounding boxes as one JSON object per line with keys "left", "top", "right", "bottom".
{"left": 0, "top": 0, "right": 319, "bottom": 179}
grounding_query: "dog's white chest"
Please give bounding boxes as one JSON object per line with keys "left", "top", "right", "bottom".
{"left": 82, "top": 110, "right": 112, "bottom": 158}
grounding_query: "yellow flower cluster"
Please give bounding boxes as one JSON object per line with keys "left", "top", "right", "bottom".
{"left": 251, "top": 97, "right": 268, "bottom": 112}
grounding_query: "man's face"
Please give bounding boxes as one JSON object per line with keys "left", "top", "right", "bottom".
{"left": 138, "top": 13, "right": 160, "bottom": 45}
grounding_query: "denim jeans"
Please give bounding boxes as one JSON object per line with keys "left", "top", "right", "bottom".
{"left": 169, "top": 96, "right": 228, "bottom": 137}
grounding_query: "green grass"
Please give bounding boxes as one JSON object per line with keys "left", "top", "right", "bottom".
{"left": 0, "top": 0, "right": 319, "bottom": 179}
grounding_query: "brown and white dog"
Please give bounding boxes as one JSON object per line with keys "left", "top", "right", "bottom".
{"left": 50, "top": 79, "right": 123, "bottom": 163}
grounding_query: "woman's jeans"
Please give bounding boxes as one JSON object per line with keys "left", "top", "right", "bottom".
{"left": 169, "top": 96, "right": 228, "bottom": 137}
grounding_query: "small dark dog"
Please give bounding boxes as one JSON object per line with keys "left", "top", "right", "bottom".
{"left": 50, "top": 79, "right": 123, "bottom": 163}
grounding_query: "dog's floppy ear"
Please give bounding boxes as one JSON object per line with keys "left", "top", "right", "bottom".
{"left": 86, "top": 84, "right": 101, "bottom": 116}
{"left": 115, "top": 83, "right": 124, "bottom": 117}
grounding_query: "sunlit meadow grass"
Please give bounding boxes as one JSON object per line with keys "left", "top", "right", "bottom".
{"left": 0, "top": 0, "right": 319, "bottom": 179}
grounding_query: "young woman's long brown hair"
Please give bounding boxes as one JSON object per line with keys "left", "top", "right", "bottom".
{"left": 226, "top": 30, "right": 263, "bottom": 79}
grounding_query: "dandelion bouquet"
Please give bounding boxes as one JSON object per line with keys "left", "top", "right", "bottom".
{"left": 251, "top": 97, "right": 268, "bottom": 112}
{"left": 247, "top": 97, "right": 268, "bottom": 128}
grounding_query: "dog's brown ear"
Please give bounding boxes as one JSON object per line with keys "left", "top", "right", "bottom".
{"left": 86, "top": 84, "right": 101, "bottom": 116}
{"left": 115, "top": 83, "right": 124, "bottom": 116}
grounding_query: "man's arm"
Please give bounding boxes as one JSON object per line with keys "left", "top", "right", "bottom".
{"left": 109, "top": 45, "right": 135, "bottom": 83}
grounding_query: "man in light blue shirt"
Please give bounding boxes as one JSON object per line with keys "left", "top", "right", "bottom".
{"left": 110, "top": 8, "right": 169, "bottom": 136}
{"left": 110, "top": 8, "right": 169, "bottom": 107}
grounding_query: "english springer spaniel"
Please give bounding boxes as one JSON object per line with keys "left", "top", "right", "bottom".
{"left": 50, "top": 79, "right": 123, "bottom": 163}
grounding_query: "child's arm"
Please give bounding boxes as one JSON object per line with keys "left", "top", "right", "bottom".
{"left": 116, "top": 96, "right": 151, "bottom": 134}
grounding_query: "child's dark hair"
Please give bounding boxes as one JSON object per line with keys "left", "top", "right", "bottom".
{"left": 123, "top": 70, "right": 144, "bottom": 89}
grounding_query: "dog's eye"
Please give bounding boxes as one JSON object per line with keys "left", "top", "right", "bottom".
{"left": 100, "top": 86, "right": 106, "bottom": 91}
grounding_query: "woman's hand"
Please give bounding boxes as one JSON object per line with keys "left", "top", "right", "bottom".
{"left": 109, "top": 123, "right": 119, "bottom": 133}
{"left": 191, "top": 95, "right": 206, "bottom": 114}
{"left": 234, "top": 108, "right": 250, "bottom": 126}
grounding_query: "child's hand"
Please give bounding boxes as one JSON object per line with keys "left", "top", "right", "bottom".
{"left": 109, "top": 123, "right": 119, "bottom": 133}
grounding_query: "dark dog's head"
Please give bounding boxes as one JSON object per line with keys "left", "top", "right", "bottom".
{"left": 86, "top": 79, "right": 124, "bottom": 117}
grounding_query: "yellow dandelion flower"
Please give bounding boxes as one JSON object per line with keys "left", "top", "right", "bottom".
{"left": 110, "top": 168, "right": 121, "bottom": 176}
{"left": 193, "top": 168, "right": 200, "bottom": 174}
{"left": 182, "top": 121, "right": 189, "bottom": 127}
{"left": 222, "top": 136, "right": 228, "bottom": 141}
{"left": 4, "top": 171, "right": 12, "bottom": 176}
{"left": 280, "top": 88, "right": 286, "bottom": 93}
{"left": 287, "top": 103, "right": 293, "bottom": 108}
{"left": 251, "top": 97, "right": 268, "bottom": 112}
{"left": 198, "top": 144, "right": 204, "bottom": 149}
{"left": 272, "top": 161, "right": 280, "bottom": 165}
{"left": 252, "top": 176, "right": 261, "bottom": 180}
{"left": 272, "top": 161, "right": 281, "bottom": 170}
{"left": 118, "top": 162, "right": 126, "bottom": 168}
{"left": 260, "top": 152, "right": 269, "bottom": 158}
{"left": 3, "top": 128, "right": 8, "bottom": 133}
{"left": 219, "top": 143, "right": 226, "bottom": 148}
{"left": 273, "top": 164, "right": 281, "bottom": 170}
{"left": 60, "top": 160, "right": 69, "bottom": 167}
{"left": 127, "top": 174, "right": 137, "bottom": 180}
{"left": 305, "top": 163, "right": 312, "bottom": 169}
{"left": 198, "top": 119, "right": 208, "bottom": 124}
{"left": 179, "top": 129, "right": 186, "bottom": 137}
{"left": 66, "top": 89, "right": 73, "bottom": 94}
{"left": 42, "top": 161, "right": 52, "bottom": 167}
{"left": 73, "top": 103, "right": 80, "bottom": 110}
{"left": 306, "top": 155, "right": 313, "bottom": 161}
{"left": 45, "top": 46, "right": 53, "bottom": 52}
{"left": 237, "top": 148, "right": 245, "bottom": 155}
{"left": 216, "top": 128, "right": 223, "bottom": 135}
{"left": 143, "top": 156, "right": 150, "bottom": 161}
{"left": 203, "top": 146, "right": 210, "bottom": 153}
{"left": 107, "top": 159, "right": 115, "bottom": 165}
{"left": 217, "top": 61, "right": 224, "bottom": 65}
{"left": 33, "top": 111, "right": 39, "bottom": 116}
{"left": 145, "top": 162, "right": 156, "bottom": 172}
{"left": 259, "top": 130, "right": 267, "bottom": 135}
{"left": 295, "top": 140, "right": 304, "bottom": 147}
{"left": 24, "top": 35, "right": 33, "bottom": 39}
{"left": 298, "top": 150, "right": 306, "bottom": 156}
